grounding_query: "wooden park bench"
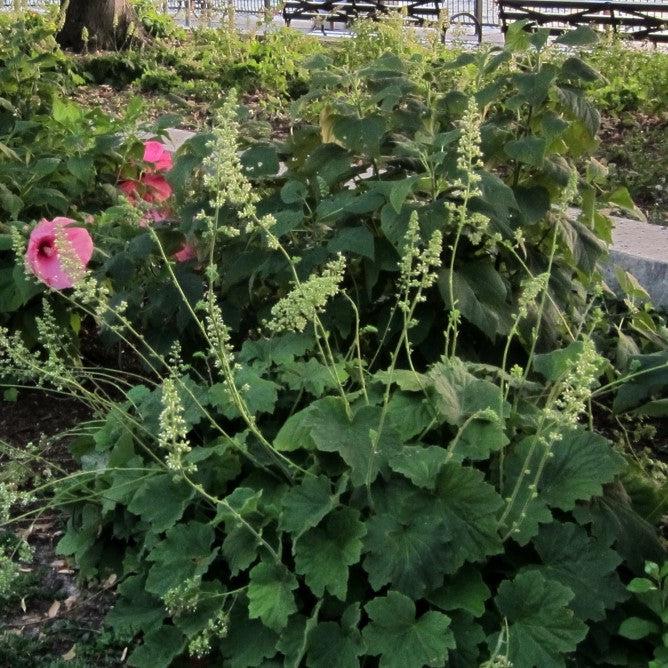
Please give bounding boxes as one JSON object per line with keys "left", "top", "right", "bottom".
{"left": 498, "top": 0, "right": 668, "bottom": 44}
{"left": 282, "top": 0, "right": 483, "bottom": 43}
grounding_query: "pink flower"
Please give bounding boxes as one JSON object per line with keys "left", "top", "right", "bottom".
{"left": 26, "top": 217, "right": 93, "bottom": 290}
{"left": 173, "top": 243, "right": 197, "bottom": 263}
{"left": 119, "top": 174, "right": 173, "bottom": 205}
{"left": 143, "top": 140, "right": 173, "bottom": 173}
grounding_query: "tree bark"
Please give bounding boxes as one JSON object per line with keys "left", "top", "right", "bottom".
{"left": 57, "top": 0, "right": 145, "bottom": 51}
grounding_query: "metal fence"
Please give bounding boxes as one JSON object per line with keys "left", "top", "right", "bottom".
{"left": 1, "top": 0, "right": 498, "bottom": 23}
{"left": 1, "top": 0, "right": 665, "bottom": 29}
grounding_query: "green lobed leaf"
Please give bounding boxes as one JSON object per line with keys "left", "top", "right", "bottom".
{"left": 363, "top": 591, "right": 455, "bottom": 668}
{"left": 247, "top": 559, "right": 298, "bottom": 631}
{"left": 145, "top": 522, "right": 216, "bottom": 596}
{"left": 127, "top": 625, "right": 186, "bottom": 668}
{"left": 294, "top": 507, "right": 366, "bottom": 600}
{"left": 502, "top": 429, "right": 625, "bottom": 544}
{"left": 389, "top": 445, "right": 448, "bottom": 490}
{"left": 280, "top": 474, "right": 338, "bottom": 538}
{"left": 363, "top": 482, "right": 452, "bottom": 597}
{"left": 305, "top": 398, "right": 395, "bottom": 487}
{"left": 127, "top": 474, "right": 194, "bottom": 534}
{"left": 221, "top": 602, "right": 279, "bottom": 667}
{"left": 439, "top": 260, "right": 512, "bottom": 341}
{"left": 306, "top": 620, "right": 365, "bottom": 668}
{"left": 527, "top": 522, "right": 626, "bottom": 621}
{"left": 217, "top": 487, "right": 264, "bottom": 576}
{"left": 494, "top": 571, "right": 588, "bottom": 667}
{"left": 427, "top": 566, "right": 490, "bottom": 618}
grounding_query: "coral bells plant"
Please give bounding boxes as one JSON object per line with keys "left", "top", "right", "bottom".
{"left": 25, "top": 217, "right": 93, "bottom": 289}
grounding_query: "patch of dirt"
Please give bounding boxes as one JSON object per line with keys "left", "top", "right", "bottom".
{"left": 0, "top": 391, "right": 122, "bottom": 664}
{"left": 69, "top": 83, "right": 210, "bottom": 131}
{"left": 0, "top": 391, "right": 91, "bottom": 449}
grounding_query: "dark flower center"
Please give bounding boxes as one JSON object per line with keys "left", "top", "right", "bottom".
{"left": 37, "top": 238, "right": 56, "bottom": 258}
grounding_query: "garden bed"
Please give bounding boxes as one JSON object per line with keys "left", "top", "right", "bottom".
{"left": 0, "top": 8, "right": 666, "bottom": 667}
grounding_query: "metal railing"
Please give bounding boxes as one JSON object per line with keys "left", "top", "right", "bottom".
{"left": 2, "top": 0, "right": 665, "bottom": 29}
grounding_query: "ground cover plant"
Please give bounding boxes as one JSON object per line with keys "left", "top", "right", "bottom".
{"left": 0, "top": 7, "right": 667, "bottom": 667}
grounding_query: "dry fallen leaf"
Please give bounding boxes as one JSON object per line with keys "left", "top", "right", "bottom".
{"left": 103, "top": 573, "right": 118, "bottom": 588}
{"left": 47, "top": 600, "right": 61, "bottom": 618}
{"left": 120, "top": 646, "right": 128, "bottom": 662}
{"left": 62, "top": 646, "right": 77, "bottom": 661}
{"left": 63, "top": 595, "right": 78, "bottom": 610}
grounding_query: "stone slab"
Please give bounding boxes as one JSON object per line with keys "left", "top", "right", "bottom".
{"left": 161, "top": 129, "right": 667, "bottom": 310}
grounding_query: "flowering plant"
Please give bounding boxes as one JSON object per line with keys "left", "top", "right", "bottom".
{"left": 0, "top": 27, "right": 666, "bottom": 667}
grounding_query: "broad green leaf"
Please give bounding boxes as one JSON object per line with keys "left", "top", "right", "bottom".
{"left": 305, "top": 398, "right": 393, "bottom": 487}
{"left": 428, "top": 357, "right": 505, "bottom": 426}
{"left": 555, "top": 25, "right": 598, "bottom": 46}
{"left": 528, "top": 522, "right": 626, "bottom": 621}
{"left": 145, "top": 522, "right": 216, "bottom": 596}
{"left": 248, "top": 560, "right": 298, "bottom": 631}
{"left": 389, "top": 176, "right": 418, "bottom": 213}
{"left": 561, "top": 57, "right": 600, "bottom": 82}
{"left": 505, "top": 19, "right": 532, "bottom": 52}
{"left": 556, "top": 86, "right": 600, "bottom": 138}
{"left": 504, "top": 136, "right": 547, "bottom": 167}
{"left": 277, "top": 607, "right": 322, "bottom": 668}
{"left": 295, "top": 507, "right": 366, "bottom": 600}
{"left": 573, "top": 484, "right": 666, "bottom": 573}
{"left": 127, "top": 625, "right": 186, "bottom": 668}
{"left": 432, "top": 463, "right": 504, "bottom": 572}
{"left": 328, "top": 226, "right": 375, "bottom": 260}
{"left": 210, "top": 366, "right": 279, "bottom": 418}
{"left": 502, "top": 430, "right": 625, "bottom": 544}
{"left": 280, "top": 358, "right": 349, "bottom": 396}
{"left": 607, "top": 186, "right": 645, "bottom": 220}
{"left": 388, "top": 445, "right": 448, "bottom": 490}
{"left": 363, "top": 482, "right": 452, "bottom": 597}
{"left": 513, "top": 66, "right": 557, "bottom": 106}
{"left": 618, "top": 616, "right": 658, "bottom": 640}
{"left": 280, "top": 475, "right": 337, "bottom": 538}
{"left": 241, "top": 144, "right": 280, "bottom": 177}
{"left": 439, "top": 260, "right": 511, "bottom": 340}
{"left": 428, "top": 566, "right": 490, "bottom": 617}
{"left": 218, "top": 487, "right": 264, "bottom": 576}
{"left": 105, "top": 575, "right": 165, "bottom": 638}
{"left": 385, "top": 391, "right": 435, "bottom": 441}
{"left": 221, "top": 603, "right": 279, "bottom": 668}
{"left": 533, "top": 341, "right": 585, "bottom": 381}
{"left": 306, "top": 621, "right": 365, "bottom": 668}
{"left": 495, "top": 571, "right": 588, "bottom": 667}
{"left": 613, "top": 351, "right": 668, "bottom": 414}
{"left": 448, "top": 612, "right": 486, "bottom": 666}
{"left": 363, "top": 591, "right": 455, "bottom": 668}
{"left": 455, "top": 417, "right": 509, "bottom": 462}
{"left": 274, "top": 404, "right": 318, "bottom": 451}
{"left": 331, "top": 114, "right": 386, "bottom": 156}
{"left": 127, "top": 474, "right": 193, "bottom": 533}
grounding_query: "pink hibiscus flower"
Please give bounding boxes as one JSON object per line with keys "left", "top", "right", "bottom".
{"left": 143, "top": 140, "right": 173, "bottom": 173}
{"left": 119, "top": 174, "right": 173, "bottom": 205}
{"left": 26, "top": 217, "right": 94, "bottom": 290}
{"left": 173, "top": 243, "right": 197, "bottom": 263}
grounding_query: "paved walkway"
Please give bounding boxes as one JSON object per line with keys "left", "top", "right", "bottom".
{"left": 162, "top": 128, "right": 668, "bottom": 311}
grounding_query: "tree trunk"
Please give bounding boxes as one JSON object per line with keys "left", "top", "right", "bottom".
{"left": 57, "top": 0, "right": 145, "bottom": 51}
